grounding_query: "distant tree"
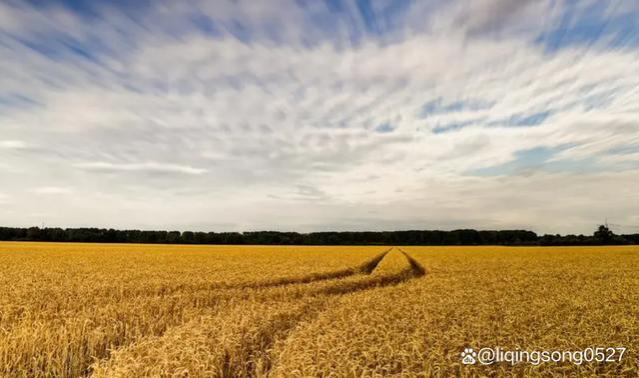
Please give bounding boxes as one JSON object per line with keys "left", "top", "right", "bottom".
{"left": 594, "top": 225, "right": 614, "bottom": 244}
{"left": 181, "top": 231, "right": 195, "bottom": 244}
{"left": 624, "top": 234, "right": 639, "bottom": 244}
{"left": 166, "top": 231, "right": 181, "bottom": 244}
{"left": 1, "top": 224, "right": 637, "bottom": 246}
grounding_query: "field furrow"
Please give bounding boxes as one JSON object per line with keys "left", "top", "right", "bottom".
{"left": 91, "top": 248, "right": 423, "bottom": 377}
{"left": 0, "top": 244, "right": 387, "bottom": 377}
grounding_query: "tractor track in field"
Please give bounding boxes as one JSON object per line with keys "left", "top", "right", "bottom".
{"left": 90, "top": 248, "right": 427, "bottom": 378}
{"left": 234, "top": 248, "right": 392, "bottom": 290}
{"left": 239, "top": 248, "right": 427, "bottom": 378}
{"left": 76, "top": 250, "right": 395, "bottom": 377}
{"left": 398, "top": 248, "right": 427, "bottom": 276}
{"left": 92, "top": 249, "right": 394, "bottom": 301}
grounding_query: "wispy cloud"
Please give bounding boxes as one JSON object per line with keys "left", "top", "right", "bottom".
{"left": 75, "top": 162, "right": 207, "bottom": 176}
{"left": 0, "top": 140, "right": 29, "bottom": 149}
{"left": 28, "top": 187, "right": 74, "bottom": 195}
{"left": 0, "top": 0, "right": 638, "bottom": 233}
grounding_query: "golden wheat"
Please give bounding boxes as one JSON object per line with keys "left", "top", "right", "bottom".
{"left": 269, "top": 246, "right": 639, "bottom": 377}
{"left": 1, "top": 242, "right": 637, "bottom": 377}
{"left": 0, "top": 242, "right": 386, "bottom": 377}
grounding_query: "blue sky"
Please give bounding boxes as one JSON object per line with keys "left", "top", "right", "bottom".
{"left": 1, "top": 0, "right": 638, "bottom": 234}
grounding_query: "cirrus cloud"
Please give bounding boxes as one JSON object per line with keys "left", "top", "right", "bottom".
{"left": 0, "top": 0, "right": 638, "bottom": 234}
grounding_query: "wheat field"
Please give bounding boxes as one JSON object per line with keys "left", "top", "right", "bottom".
{"left": 0, "top": 242, "right": 637, "bottom": 377}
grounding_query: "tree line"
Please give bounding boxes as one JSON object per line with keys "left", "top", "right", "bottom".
{"left": 0, "top": 225, "right": 636, "bottom": 245}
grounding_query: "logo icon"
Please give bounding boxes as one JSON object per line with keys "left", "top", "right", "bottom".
{"left": 461, "top": 348, "right": 477, "bottom": 365}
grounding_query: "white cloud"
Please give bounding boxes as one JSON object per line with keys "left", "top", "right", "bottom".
{"left": 0, "top": 0, "right": 637, "bottom": 233}
{"left": 28, "top": 187, "right": 74, "bottom": 195}
{"left": 75, "top": 162, "right": 207, "bottom": 175}
{"left": 0, "top": 140, "right": 29, "bottom": 149}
